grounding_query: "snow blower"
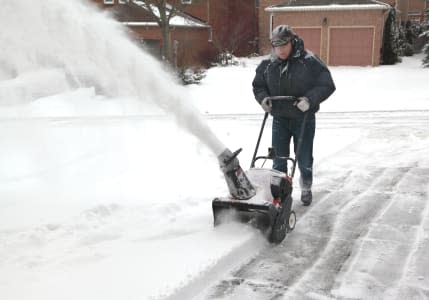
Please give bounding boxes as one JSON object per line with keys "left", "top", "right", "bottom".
{"left": 213, "top": 96, "right": 307, "bottom": 244}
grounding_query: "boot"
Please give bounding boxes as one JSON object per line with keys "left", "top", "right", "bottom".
{"left": 301, "top": 190, "right": 312, "bottom": 206}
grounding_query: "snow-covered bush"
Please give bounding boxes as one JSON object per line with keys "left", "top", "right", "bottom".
{"left": 247, "top": 52, "right": 260, "bottom": 58}
{"left": 178, "top": 68, "right": 206, "bottom": 85}
{"left": 422, "top": 30, "right": 429, "bottom": 67}
{"left": 214, "top": 51, "right": 239, "bottom": 67}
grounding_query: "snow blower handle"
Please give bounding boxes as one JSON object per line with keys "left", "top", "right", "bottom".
{"left": 250, "top": 96, "right": 309, "bottom": 175}
{"left": 250, "top": 112, "right": 269, "bottom": 168}
{"left": 268, "top": 95, "right": 298, "bottom": 102}
{"left": 250, "top": 96, "right": 298, "bottom": 168}
{"left": 269, "top": 96, "right": 304, "bottom": 119}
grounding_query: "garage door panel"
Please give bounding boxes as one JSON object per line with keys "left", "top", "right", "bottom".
{"left": 329, "top": 27, "right": 373, "bottom": 66}
{"left": 293, "top": 28, "right": 321, "bottom": 57}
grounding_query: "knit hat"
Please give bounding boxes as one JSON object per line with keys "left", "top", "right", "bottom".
{"left": 271, "top": 25, "right": 295, "bottom": 47}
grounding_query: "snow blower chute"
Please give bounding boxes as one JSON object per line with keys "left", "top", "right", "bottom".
{"left": 213, "top": 96, "right": 307, "bottom": 244}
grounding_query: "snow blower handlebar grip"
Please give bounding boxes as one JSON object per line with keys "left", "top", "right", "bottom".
{"left": 268, "top": 96, "right": 298, "bottom": 102}
{"left": 268, "top": 96, "right": 302, "bottom": 119}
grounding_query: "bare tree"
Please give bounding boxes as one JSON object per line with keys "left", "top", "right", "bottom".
{"left": 138, "top": 0, "right": 178, "bottom": 62}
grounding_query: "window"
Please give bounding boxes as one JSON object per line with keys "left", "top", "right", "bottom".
{"left": 181, "top": 0, "right": 192, "bottom": 4}
{"left": 104, "top": 0, "right": 114, "bottom": 4}
{"left": 119, "top": 0, "right": 128, "bottom": 3}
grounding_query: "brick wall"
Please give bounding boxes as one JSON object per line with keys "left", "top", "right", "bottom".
{"left": 258, "top": 0, "right": 280, "bottom": 52}
{"left": 408, "top": 0, "right": 427, "bottom": 22}
{"left": 211, "top": 0, "right": 258, "bottom": 56}
{"left": 391, "top": 0, "right": 426, "bottom": 22}
{"left": 127, "top": 25, "right": 214, "bottom": 67}
{"left": 91, "top": 0, "right": 257, "bottom": 66}
{"left": 174, "top": 0, "right": 258, "bottom": 60}
{"left": 174, "top": 0, "right": 209, "bottom": 22}
{"left": 409, "top": 0, "right": 426, "bottom": 11}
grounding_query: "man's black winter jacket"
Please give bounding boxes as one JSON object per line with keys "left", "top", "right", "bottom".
{"left": 252, "top": 37, "right": 336, "bottom": 118}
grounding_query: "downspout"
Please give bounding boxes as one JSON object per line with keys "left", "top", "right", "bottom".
{"left": 208, "top": 26, "right": 213, "bottom": 42}
{"left": 207, "top": 0, "right": 210, "bottom": 25}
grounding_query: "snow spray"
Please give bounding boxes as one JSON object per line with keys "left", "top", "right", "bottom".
{"left": 0, "top": 0, "right": 254, "bottom": 199}
{"left": 0, "top": 0, "right": 224, "bottom": 153}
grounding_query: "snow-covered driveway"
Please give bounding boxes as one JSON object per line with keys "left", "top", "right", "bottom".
{"left": 189, "top": 111, "right": 429, "bottom": 300}
{"left": 2, "top": 110, "right": 428, "bottom": 300}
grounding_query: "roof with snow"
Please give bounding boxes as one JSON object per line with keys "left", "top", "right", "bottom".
{"left": 266, "top": 0, "right": 390, "bottom": 12}
{"left": 108, "top": 0, "right": 209, "bottom": 28}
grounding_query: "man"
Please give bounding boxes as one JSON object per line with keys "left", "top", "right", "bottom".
{"left": 252, "top": 25, "right": 335, "bottom": 206}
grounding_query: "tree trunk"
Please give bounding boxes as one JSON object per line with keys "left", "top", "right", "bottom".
{"left": 160, "top": 23, "right": 170, "bottom": 62}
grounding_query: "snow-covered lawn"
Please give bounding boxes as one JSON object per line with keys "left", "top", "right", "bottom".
{"left": 1, "top": 1, "right": 429, "bottom": 299}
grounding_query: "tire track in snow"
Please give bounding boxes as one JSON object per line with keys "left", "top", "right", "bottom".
{"left": 286, "top": 166, "right": 413, "bottom": 299}
{"left": 202, "top": 165, "right": 416, "bottom": 300}
{"left": 332, "top": 167, "right": 429, "bottom": 300}
{"left": 196, "top": 166, "right": 388, "bottom": 300}
{"left": 197, "top": 152, "right": 424, "bottom": 300}
{"left": 393, "top": 169, "right": 429, "bottom": 300}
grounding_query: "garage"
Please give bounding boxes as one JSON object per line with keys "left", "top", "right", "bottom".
{"left": 262, "top": 0, "right": 390, "bottom": 66}
{"left": 329, "top": 27, "right": 375, "bottom": 66}
{"left": 293, "top": 27, "right": 322, "bottom": 57}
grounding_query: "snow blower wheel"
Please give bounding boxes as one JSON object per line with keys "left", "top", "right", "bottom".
{"left": 269, "top": 206, "right": 288, "bottom": 244}
{"left": 288, "top": 211, "right": 296, "bottom": 231}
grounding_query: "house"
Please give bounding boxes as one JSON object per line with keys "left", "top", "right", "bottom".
{"left": 91, "top": 0, "right": 214, "bottom": 67}
{"left": 90, "top": 0, "right": 258, "bottom": 67}
{"left": 258, "top": 0, "right": 391, "bottom": 66}
{"left": 173, "top": 0, "right": 259, "bottom": 57}
{"left": 384, "top": 0, "right": 428, "bottom": 23}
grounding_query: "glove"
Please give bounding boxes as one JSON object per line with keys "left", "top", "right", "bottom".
{"left": 261, "top": 97, "right": 272, "bottom": 113}
{"left": 296, "top": 97, "right": 310, "bottom": 112}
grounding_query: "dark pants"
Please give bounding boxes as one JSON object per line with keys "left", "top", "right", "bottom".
{"left": 272, "top": 115, "right": 315, "bottom": 191}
